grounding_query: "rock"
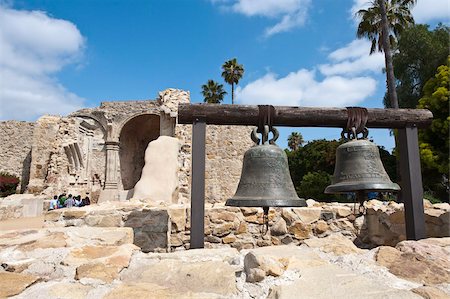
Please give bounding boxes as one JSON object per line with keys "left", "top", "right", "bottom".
{"left": 306, "top": 199, "right": 319, "bottom": 207}
{"left": 373, "top": 238, "right": 450, "bottom": 285}
{"left": 104, "top": 283, "right": 223, "bottom": 299}
{"left": 132, "top": 136, "right": 180, "bottom": 204}
{"left": 236, "top": 222, "right": 247, "bottom": 234}
{"left": 320, "top": 210, "right": 334, "bottom": 221}
{"left": 267, "top": 264, "right": 421, "bottom": 299}
{"left": 205, "top": 235, "right": 222, "bottom": 243}
{"left": 121, "top": 259, "right": 237, "bottom": 296}
{"left": 314, "top": 220, "right": 329, "bottom": 234}
{"left": 62, "top": 209, "right": 87, "bottom": 219}
{"left": 213, "top": 222, "right": 233, "bottom": 237}
{"left": 281, "top": 208, "right": 298, "bottom": 225}
{"left": 270, "top": 217, "right": 287, "bottom": 236}
{"left": 223, "top": 234, "right": 237, "bottom": 244}
{"left": 375, "top": 246, "right": 402, "bottom": 267}
{"left": 75, "top": 262, "right": 120, "bottom": 283}
{"left": 331, "top": 206, "right": 352, "bottom": 218}
{"left": 330, "top": 219, "right": 355, "bottom": 234}
{"left": 0, "top": 272, "right": 39, "bottom": 297}
{"left": 433, "top": 203, "right": 450, "bottom": 211}
{"left": 411, "top": 286, "right": 450, "bottom": 299}
{"left": 170, "top": 234, "right": 183, "bottom": 247}
{"left": 18, "top": 232, "right": 67, "bottom": 251}
{"left": 1, "top": 258, "right": 34, "bottom": 273}
{"left": 48, "top": 283, "right": 93, "bottom": 299}
{"left": 240, "top": 207, "right": 258, "bottom": 216}
{"left": 304, "top": 234, "right": 365, "bottom": 255}
{"left": 281, "top": 235, "right": 293, "bottom": 245}
{"left": 212, "top": 211, "right": 237, "bottom": 223}
{"left": 288, "top": 221, "right": 312, "bottom": 240}
{"left": 244, "top": 252, "right": 285, "bottom": 282}
{"left": 396, "top": 239, "right": 450, "bottom": 265}
{"left": 292, "top": 207, "right": 322, "bottom": 224}
{"left": 168, "top": 207, "right": 186, "bottom": 232}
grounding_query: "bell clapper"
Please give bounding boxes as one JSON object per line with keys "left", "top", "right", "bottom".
{"left": 356, "top": 190, "right": 366, "bottom": 215}
{"left": 261, "top": 207, "right": 269, "bottom": 235}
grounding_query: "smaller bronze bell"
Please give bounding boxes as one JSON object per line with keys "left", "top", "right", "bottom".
{"left": 325, "top": 138, "right": 400, "bottom": 194}
{"left": 226, "top": 127, "right": 306, "bottom": 208}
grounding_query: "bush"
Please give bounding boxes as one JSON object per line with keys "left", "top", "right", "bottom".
{"left": 297, "top": 171, "right": 345, "bottom": 202}
{"left": 0, "top": 172, "right": 19, "bottom": 197}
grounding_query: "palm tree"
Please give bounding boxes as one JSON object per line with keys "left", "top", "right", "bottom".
{"left": 201, "top": 80, "right": 227, "bottom": 104}
{"left": 356, "top": 0, "right": 416, "bottom": 109}
{"left": 287, "top": 132, "right": 304, "bottom": 151}
{"left": 221, "top": 58, "right": 244, "bottom": 104}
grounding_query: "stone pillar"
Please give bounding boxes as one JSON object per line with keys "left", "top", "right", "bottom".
{"left": 104, "top": 141, "right": 120, "bottom": 189}
{"left": 98, "top": 140, "right": 120, "bottom": 203}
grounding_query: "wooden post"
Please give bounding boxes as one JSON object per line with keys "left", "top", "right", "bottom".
{"left": 190, "top": 119, "right": 206, "bottom": 249}
{"left": 398, "top": 126, "right": 426, "bottom": 240}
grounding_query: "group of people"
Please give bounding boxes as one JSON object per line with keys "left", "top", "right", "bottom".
{"left": 48, "top": 193, "right": 90, "bottom": 210}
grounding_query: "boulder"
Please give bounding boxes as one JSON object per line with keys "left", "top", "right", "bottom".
{"left": 270, "top": 217, "right": 288, "bottom": 236}
{"left": 288, "top": 221, "right": 312, "bottom": 240}
{"left": 292, "top": 207, "right": 322, "bottom": 224}
{"left": 374, "top": 238, "right": 450, "bottom": 285}
{"left": 132, "top": 136, "right": 180, "bottom": 204}
{"left": 244, "top": 252, "right": 285, "bottom": 282}
{"left": 304, "top": 234, "right": 365, "bottom": 255}
{"left": 267, "top": 264, "right": 421, "bottom": 299}
{"left": 0, "top": 272, "right": 39, "bottom": 297}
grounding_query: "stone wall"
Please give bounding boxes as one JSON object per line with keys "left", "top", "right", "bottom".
{"left": 41, "top": 200, "right": 450, "bottom": 253}
{"left": 0, "top": 121, "right": 35, "bottom": 191}
{"left": 175, "top": 124, "right": 254, "bottom": 204}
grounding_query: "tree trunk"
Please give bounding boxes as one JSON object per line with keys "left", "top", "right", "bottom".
{"left": 231, "top": 83, "right": 234, "bottom": 105}
{"left": 379, "top": 0, "right": 399, "bottom": 109}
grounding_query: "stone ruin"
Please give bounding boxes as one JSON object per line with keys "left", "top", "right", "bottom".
{"left": 0, "top": 88, "right": 253, "bottom": 204}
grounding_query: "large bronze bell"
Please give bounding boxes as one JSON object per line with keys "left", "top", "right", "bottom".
{"left": 325, "top": 138, "right": 400, "bottom": 194}
{"left": 226, "top": 127, "right": 306, "bottom": 208}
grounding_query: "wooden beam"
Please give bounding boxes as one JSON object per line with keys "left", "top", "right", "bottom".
{"left": 178, "top": 104, "right": 433, "bottom": 129}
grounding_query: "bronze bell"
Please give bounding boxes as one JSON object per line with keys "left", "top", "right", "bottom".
{"left": 325, "top": 138, "right": 400, "bottom": 194}
{"left": 226, "top": 127, "right": 306, "bottom": 208}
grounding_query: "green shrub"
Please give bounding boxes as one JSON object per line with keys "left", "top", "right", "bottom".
{"left": 297, "top": 171, "right": 345, "bottom": 202}
{"left": 0, "top": 172, "right": 19, "bottom": 197}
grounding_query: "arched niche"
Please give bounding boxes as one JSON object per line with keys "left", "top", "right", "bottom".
{"left": 119, "top": 114, "right": 160, "bottom": 190}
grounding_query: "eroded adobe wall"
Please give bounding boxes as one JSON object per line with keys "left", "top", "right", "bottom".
{"left": 175, "top": 124, "right": 254, "bottom": 204}
{"left": 0, "top": 121, "right": 35, "bottom": 192}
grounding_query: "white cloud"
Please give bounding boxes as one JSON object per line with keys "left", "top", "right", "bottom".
{"left": 412, "top": 0, "right": 449, "bottom": 23}
{"left": 350, "top": 0, "right": 449, "bottom": 24}
{"left": 0, "top": 5, "right": 86, "bottom": 121}
{"left": 215, "top": 0, "right": 311, "bottom": 36}
{"left": 319, "top": 39, "right": 384, "bottom": 76}
{"left": 236, "top": 38, "right": 383, "bottom": 107}
{"left": 235, "top": 69, "right": 377, "bottom": 107}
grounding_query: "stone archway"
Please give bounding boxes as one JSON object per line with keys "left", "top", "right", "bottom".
{"left": 119, "top": 114, "right": 160, "bottom": 190}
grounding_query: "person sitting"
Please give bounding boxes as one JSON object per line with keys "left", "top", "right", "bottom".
{"left": 65, "top": 194, "right": 75, "bottom": 208}
{"left": 49, "top": 195, "right": 58, "bottom": 210}
{"left": 81, "top": 196, "right": 90, "bottom": 207}
{"left": 58, "top": 193, "right": 67, "bottom": 208}
{"left": 74, "top": 195, "right": 82, "bottom": 207}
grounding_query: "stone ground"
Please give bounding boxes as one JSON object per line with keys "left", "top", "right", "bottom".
{"left": 0, "top": 215, "right": 44, "bottom": 230}
{"left": 0, "top": 225, "right": 449, "bottom": 299}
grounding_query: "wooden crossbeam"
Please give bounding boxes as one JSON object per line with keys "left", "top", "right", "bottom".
{"left": 178, "top": 104, "right": 433, "bottom": 128}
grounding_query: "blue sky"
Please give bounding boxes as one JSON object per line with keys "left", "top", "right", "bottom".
{"left": 0, "top": 0, "right": 447, "bottom": 150}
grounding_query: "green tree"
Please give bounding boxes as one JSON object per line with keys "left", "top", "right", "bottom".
{"left": 356, "top": 0, "right": 416, "bottom": 108}
{"left": 221, "top": 58, "right": 244, "bottom": 104}
{"left": 384, "top": 24, "right": 450, "bottom": 108}
{"left": 417, "top": 59, "right": 449, "bottom": 202}
{"left": 201, "top": 80, "right": 227, "bottom": 104}
{"left": 287, "top": 132, "right": 304, "bottom": 151}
